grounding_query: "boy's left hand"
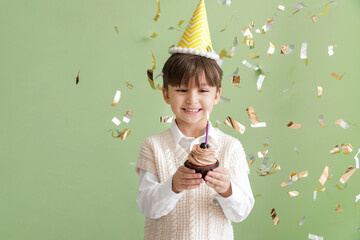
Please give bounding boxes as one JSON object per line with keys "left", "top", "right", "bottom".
{"left": 205, "top": 167, "right": 232, "bottom": 198}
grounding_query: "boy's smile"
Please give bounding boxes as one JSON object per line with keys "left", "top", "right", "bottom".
{"left": 162, "top": 74, "right": 221, "bottom": 137}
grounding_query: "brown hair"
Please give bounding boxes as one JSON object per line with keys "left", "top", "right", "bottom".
{"left": 162, "top": 53, "right": 223, "bottom": 90}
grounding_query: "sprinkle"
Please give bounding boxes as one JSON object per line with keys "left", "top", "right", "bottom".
{"left": 115, "top": 26, "right": 119, "bottom": 35}
{"left": 257, "top": 74, "right": 265, "bottom": 92}
{"left": 335, "top": 204, "right": 343, "bottom": 213}
{"left": 308, "top": 233, "right": 323, "bottom": 240}
{"left": 278, "top": 5, "right": 285, "bottom": 11}
{"left": 76, "top": 71, "right": 80, "bottom": 85}
{"left": 331, "top": 72, "right": 345, "bottom": 80}
{"left": 110, "top": 90, "right": 121, "bottom": 107}
{"left": 246, "top": 106, "right": 266, "bottom": 127}
{"left": 339, "top": 166, "right": 356, "bottom": 184}
{"left": 330, "top": 145, "right": 340, "bottom": 154}
{"left": 317, "top": 85, "right": 323, "bottom": 97}
{"left": 288, "top": 191, "right": 299, "bottom": 197}
{"left": 225, "top": 116, "right": 246, "bottom": 134}
{"left": 341, "top": 144, "right": 353, "bottom": 154}
{"left": 122, "top": 110, "right": 133, "bottom": 123}
{"left": 287, "top": 121, "right": 302, "bottom": 129}
{"left": 334, "top": 119, "right": 350, "bottom": 129}
{"left": 267, "top": 41, "right": 275, "bottom": 56}
{"left": 270, "top": 208, "right": 279, "bottom": 225}
{"left": 292, "top": 2, "right": 305, "bottom": 15}
{"left": 160, "top": 116, "right": 175, "bottom": 123}
{"left": 112, "top": 117, "right": 121, "bottom": 126}
{"left": 328, "top": 45, "right": 335, "bottom": 56}
{"left": 153, "top": 0, "right": 160, "bottom": 21}
{"left": 319, "top": 115, "right": 325, "bottom": 128}
{"left": 297, "top": 216, "right": 306, "bottom": 226}
{"left": 125, "top": 81, "right": 134, "bottom": 90}
{"left": 319, "top": 166, "right": 331, "bottom": 186}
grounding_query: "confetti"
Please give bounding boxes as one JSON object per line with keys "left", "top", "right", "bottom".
{"left": 220, "top": 15, "right": 233, "bottom": 32}
{"left": 225, "top": 116, "right": 246, "bottom": 134}
{"left": 246, "top": 106, "right": 266, "bottom": 127}
{"left": 267, "top": 41, "right": 275, "bottom": 56}
{"left": 258, "top": 150, "right": 268, "bottom": 158}
{"left": 258, "top": 161, "right": 280, "bottom": 176}
{"left": 328, "top": 45, "right": 335, "bottom": 56}
{"left": 319, "top": 115, "right": 325, "bottom": 128}
{"left": 248, "top": 21, "right": 254, "bottom": 29}
{"left": 317, "top": 85, "right": 323, "bottom": 97}
{"left": 263, "top": 137, "right": 270, "bottom": 147}
{"left": 147, "top": 69, "right": 156, "bottom": 90}
{"left": 226, "top": 67, "right": 239, "bottom": 79}
{"left": 76, "top": 71, "right": 80, "bottom": 85}
{"left": 280, "top": 44, "right": 295, "bottom": 55}
{"left": 112, "top": 117, "right": 121, "bottom": 126}
{"left": 308, "top": 3, "right": 330, "bottom": 17}
{"left": 297, "top": 216, "right": 306, "bottom": 226}
{"left": 331, "top": 72, "right": 345, "bottom": 80}
{"left": 115, "top": 26, "right": 119, "bottom": 35}
{"left": 335, "top": 204, "right": 343, "bottom": 213}
{"left": 287, "top": 121, "right": 302, "bottom": 129}
{"left": 341, "top": 144, "right": 353, "bottom": 154}
{"left": 257, "top": 74, "right": 265, "bottom": 92}
{"left": 308, "top": 233, "right": 323, "bottom": 240}
{"left": 354, "top": 148, "right": 360, "bottom": 169}
{"left": 292, "top": 2, "right": 305, "bottom": 15}
{"left": 248, "top": 153, "right": 255, "bottom": 165}
{"left": 313, "top": 187, "right": 325, "bottom": 200}
{"left": 334, "top": 119, "right": 350, "bottom": 129}
{"left": 339, "top": 166, "right": 356, "bottom": 184}
{"left": 219, "top": 37, "right": 237, "bottom": 58}
{"left": 160, "top": 116, "right": 175, "bottom": 123}
{"left": 219, "top": 96, "right": 230, "bottom": 103}
{"left": 215, "top": 120, "right": 225, "bottom": 128}
{"left": 177, "top": 20, "right": 185, "bottom": 27}
{"left": 246, "top": 40, "right": 254, "bottom": 49}
{"left": 110, "top": 90, "right": 121, "bottom": 107}
{"left": 153, "top": 0, "right": 160, "bottom": 21}
{"left": 232, "top": 75, "right": 241, "bottom": 88}
{"left": 312, "top": 16, "right": 318, "bottom": 23}
{"left": 111, "top": 128, "right": 131, "bottom": 140}
{"left": 150, "top": 32, "right": 158, "bottom": 38}
{"left": 125, "top": 81, "right": 134, "bottom": 90}
{"left": 241, "top": 27, "right": 253, "bottom": 41}
{"left": 278, "top": 5, "right": 285, "bottom": 11}
{"left": 283, "top": 81, "right": 295, "bottom": 93}
{"left": 294, "top": 146, "right": 300, "bottom": 153}
{"left": 330, "top": 145, "right": 340, "bottom": 154}
{"left": 254, "top": 194, "right": 262, "bottom": 198}
{"left": 356, "top": 194, "right": 360, "bottom": 203}
{"left": 281, "top": 171, "right": 308, "bottom": 187}
{"left": 288, "top": 191, "right": 299, "bottom": 197}
{"left": 270, "top": 208, "right": 279, "bottom": 225}
{"left": 217, "top": 0, "right": 231, "bottom": 6}
{"left": 249, "top": 53, "right": 260, "bottom": 59}
{"left": 319, "top": 166, "right": 331, "bottom": 186}
{"left": 122, "top": 110, "right": 133, "bottom": 123}
{"left": 300, "top": 42, "right": 308, "bottom": 62}
{"left": 242, "top": 60, "right": 259, "bottom": 71}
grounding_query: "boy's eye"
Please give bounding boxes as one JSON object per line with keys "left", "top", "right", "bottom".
{"left": 200, "top": 89, "right": 209, "bottom": 93}
{"left": 176, "top": 89, "right": 187, "bottom": 92}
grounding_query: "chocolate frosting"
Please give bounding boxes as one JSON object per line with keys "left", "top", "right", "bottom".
{"left": 187, "top": 144, "right": 217, "bottom": 166}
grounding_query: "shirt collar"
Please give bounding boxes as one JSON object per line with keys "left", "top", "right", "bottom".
{"left": 170, "top": 120, "right": 218, "bottom": 147}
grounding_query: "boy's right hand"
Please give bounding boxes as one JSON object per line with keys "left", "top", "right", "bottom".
{"left": 172, "top": 166, "right": 204, "bottom": 193}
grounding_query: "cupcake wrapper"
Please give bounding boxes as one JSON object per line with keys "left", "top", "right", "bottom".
{"left": 184, "top": 160, "right": 219, "bottom": 180}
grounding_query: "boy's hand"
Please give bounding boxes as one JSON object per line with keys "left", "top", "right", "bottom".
{"left": 205, "top": 167, "right": 232, "bottom": 198}
{"left": 172, "top": 166, "right": 204, "bottom": 193}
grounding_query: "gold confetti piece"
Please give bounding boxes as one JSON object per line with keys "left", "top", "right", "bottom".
{"left": 335, "top": 183, "right": 348, "bottom": 190}
{"left": 147, "top": 69, "right": 156, "bottom": 90}
{"left": 220, "top": 15, "right": 233, "bottom": 32}
{"left": 341, "top": 144, "right": 353, "bottom": 154}
{"left": 328, "top": 45, "right": 335, "bottom": 56}
{"left": 248, "top": 153, "right": 255, "bottom": 165}
{"left": 257, "top": 74, "right": 265, "bottom": 92}
{"left": 308, "top": 233, "right": 324, "bottom": 240}
{"left": 215, "top": 120, "right": 225, "bottom": 128}
{"left": 254, "top": 194, "right": 262, "bottom": 198}
{"left": 242, "top": 27, "right": 253, "bottom": 40}
{"left": 248, "top": 21, "right": 254, "bottom": 29}
{"left": 112, "top": 117, "right": 121, "bottom": 126}
{"left": 246, "top": 106, "right": 266, "bottom": 127}
{"left": 219, "top": 96, "right": 230, "bottom": 103}
{"left": 156, "top": 84, "right": 163, "bottom": 90}
{"left": 287, "top": 121, "right": 302, "bottom": 129}
{"left": 153, "top": 0, "right": 160, "bottom": 21}
{"left": 300, "top": 42, "right": 307, "bottom": 60}
{"left": 232, "top": 75, "right": 241, "bottom": 88}
{"left": 280, "top": 182, "right": 289, "bottom": 187}
{"left": 151, "top": 52, "right": 156, "bottom": 70}
{"left": 354, "top": 148, "right": 360, "bottom": 169}
{"left": 225, "top": 116, "right": 246, "bottom": 134}
{"left": 292, "top": 2, "right": 305, "bottom": 15}
{"left": 111, "top": 128, "right": 131, "bottom": 140}
{"left": 219, "top": 37, "right": 237, "bottom": 58}
{"left": 307, "top": 3, "right": 330, "bottom": 17}
{"left": 319, "top": 166, "right": 331, "bottom": 186}
{"left": 115, "top": 26, "right": 119, "bottom": 35}
{"left": 334, "top": 119, "right": 350, "bottom": 129}
{"left": 125, "top": 81, "right": 134, "bottom": 90}
{"left": 110, "top": 90, "right": 121, "bottom": 107}
{"left": 319, "top": 115, "right": 325, "bottom": 128}
{"left": 257, "top": 150, "right": 268, "bottom": 158}
{"left": 270, "top": 208, "right": 279, "bottom": 225}
{"left": 335, "top": 204, "right": 343, "bottom": 213}
{"left": 160, "top": 116, "right": 175, "bottom": 123}
{"left": 278, "top": 5, "right": 285, "bottom": 11}
{"left": 311, "top": 16, "right": 318, "bottom": 22}
{"left": 267, "top": 41, "right": 275, "bottom": 56}
{"left": 331, "top": 72, "right": 345, "bottom": 80}
{"left": 150, "top": 32, "right": 158, "bottom": 38}
{"left": 263, "top": 137, "right": 270, "bottom": 147}
{"left": 246, "top": 40, "right": 254, "bottom": 49}
{"left": 297, "top": 216, "right": 306, "bottom": 226}
{"left": 76, "top": 71, "right": 80, "bottom": 85}
{"left": 122, "top": 110, "right": 133, "bottom": 123}
{"left": 339, "top": 166, "right": 356, "bottom": 184}
{"left": 177, "top": 20, "right": 185, "bottom": 27}
{"left": 249, "top": 53, "right": 260, "bottom": 59}
{"left": 258, "top": 161, "right": 280, "bottom": 176}
{"left": 288, "top": 191, "right": 299, "bottom": 197}
{"left": 317, "top": 85, "right": 323, "bottom": 97}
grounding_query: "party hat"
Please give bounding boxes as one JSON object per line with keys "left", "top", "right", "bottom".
{"left": 169, "top": 0, "right": 220, "bottom": 61}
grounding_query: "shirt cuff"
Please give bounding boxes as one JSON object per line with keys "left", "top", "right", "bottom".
{"left": 159, "top": 174, "right": 185, "bottom": 202}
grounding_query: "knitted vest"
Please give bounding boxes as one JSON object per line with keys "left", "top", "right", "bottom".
{"left": 137, "top": 129, "right": 248, "bottom": 240}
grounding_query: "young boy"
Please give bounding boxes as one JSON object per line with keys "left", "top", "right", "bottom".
{"left": 136, "top": 1, "right": 254, "bottom": 239}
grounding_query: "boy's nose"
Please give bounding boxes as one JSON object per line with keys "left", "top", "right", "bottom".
{"left": 186, "top": 91, "right": 199, "bottom": 104}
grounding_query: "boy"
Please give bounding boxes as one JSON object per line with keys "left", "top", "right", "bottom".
{"left": 136, "top": 1, "right": 254, "bottom": 239}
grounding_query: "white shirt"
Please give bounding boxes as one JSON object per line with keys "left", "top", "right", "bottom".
{"left": 136, "top": 122, "right": 254, "bottom": 222}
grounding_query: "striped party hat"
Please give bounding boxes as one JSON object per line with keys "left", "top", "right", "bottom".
{"left": 169, "top": 0, "right": 220, "bottom": 61}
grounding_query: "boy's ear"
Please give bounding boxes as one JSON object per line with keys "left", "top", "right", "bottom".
{"left": 214, "top": 88, "right": 222, "bottom": 105}
{"left": 162, "top": 87, "right": 171, "bottom": 104}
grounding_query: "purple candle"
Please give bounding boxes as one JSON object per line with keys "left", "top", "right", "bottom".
{"left": 205, "top": 111, "right": 209, "bottom": 144}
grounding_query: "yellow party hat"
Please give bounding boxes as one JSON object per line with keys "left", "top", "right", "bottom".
{"left": 169, "top": 0, "right": 220, "bottom": 61}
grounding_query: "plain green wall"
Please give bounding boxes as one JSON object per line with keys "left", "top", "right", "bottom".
{"left": 1, "top": 0, "right": 359, "bottom": 239}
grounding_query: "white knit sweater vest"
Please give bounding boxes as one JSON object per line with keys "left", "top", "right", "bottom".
{"left": 137, "top": 128, "right": 248, "bottom": 240}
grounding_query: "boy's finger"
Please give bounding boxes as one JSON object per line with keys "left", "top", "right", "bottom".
{"left": 180, "top": 166, "right": 196, "bottom": 173}
{"left": 181, "top": 172, "right": 202, "bottom": 179}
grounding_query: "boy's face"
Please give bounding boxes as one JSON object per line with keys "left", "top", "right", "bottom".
{"left": 162, "top": 74, "right": 221, "bottom": 131}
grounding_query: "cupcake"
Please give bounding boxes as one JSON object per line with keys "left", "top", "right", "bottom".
{"left": 184, "top": 143, "right": 219, "bottom": 179}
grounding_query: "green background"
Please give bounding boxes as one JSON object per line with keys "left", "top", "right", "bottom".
{"left": 1, "top": 0, "right": 359, "bottom": 239}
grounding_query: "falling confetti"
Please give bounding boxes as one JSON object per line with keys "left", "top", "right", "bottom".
{"left": 270, "top": 208, "right": 279, "bottom": 225}
{"left": 354, "top": 148, "right": 360, "bottom": 169}
{"left": 220, "top": 15, "right": 233, "bottom": 32}
{"left": 115, "top": 26, "right": 119, "bottom": 35}
{"left": 287, "top": 121, "right": 302, "bottom": 129}
{"left": 112, "top": 117, "right": 121, "bottom": 126}
{"left": 122, "top": 110, "right": 133, "bottom": 123}
{"left": 292, "top": 2, "right": 305, "bottom": 15}
{"left": 267, "top": 41, "right": 275, "bottom": 56}
{"left": 110, "top": 90, "right": 121, "bottom": 107}
{"left": 76, "top": 71, "right": 80, "bottom": 85}
{"left": 339, "top": 166, "right": 356, "bottom": 184}
{"left": 125, "top": 81, "right": 134, "bottom": 90}
{"left": 328, "top": 44, "right": 335, "bottom": 56}
{"left": 225, "top": 116, "right": 246, "bottom": 134}
{"left": 281, "top": 44, "right": 295, "bottom": 55}
{"left": 257, "top": 74, "right": 265, "bottom": 92}
{"left": 335, "top": 204, "right": 343, "bottom": 213}
{"left": 246, "top": 106, "right": 266, "bottom": 127}
{"left": 308, "top": 233, "right": 323, "bottom": 240}
{"left": 319, "top": 166, "right": 331, "bottom": 186}
{"left": 153, "top": 0, "right": 161, "bottom": 21}
{"left": 150, "top": 32, "right": 158, "bottom": 38}
{"left": 160, "top": 116, "right": 175, "bottom": 123}
{"left": 288, "top": 191, "right": 299, "bottom": 197}
{"left": 334, "top": 119, "right": 350, "bottom": 129}
{"left": 317, "top": 85, "right": 323, "bottom": 97}
{"left": 278, "top": 5, "right": 285, "bottom": 11}
{"left": 330, "top": 145, "right": 340, "bottom": 154}
{"left": 297, "top": 216, "right": 306, "bottom": 226}
{"left": 219, "top": 96, "right": 230, "bottom": 103}
{"left": 341, "top": 144, "right": 353, "bottom": 154}
{"left": 331, "top": 72, "right": 345, "bottom": 80}
{"left": 319, "top": 115, "right": 325, "bottom": 128}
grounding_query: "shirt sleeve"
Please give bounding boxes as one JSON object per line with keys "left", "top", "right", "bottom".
{"left": 215, "top": 138, "right": 255, "bottom": 222}
{"left": 136, "top": 169, "right": 185, "bottom": 219}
